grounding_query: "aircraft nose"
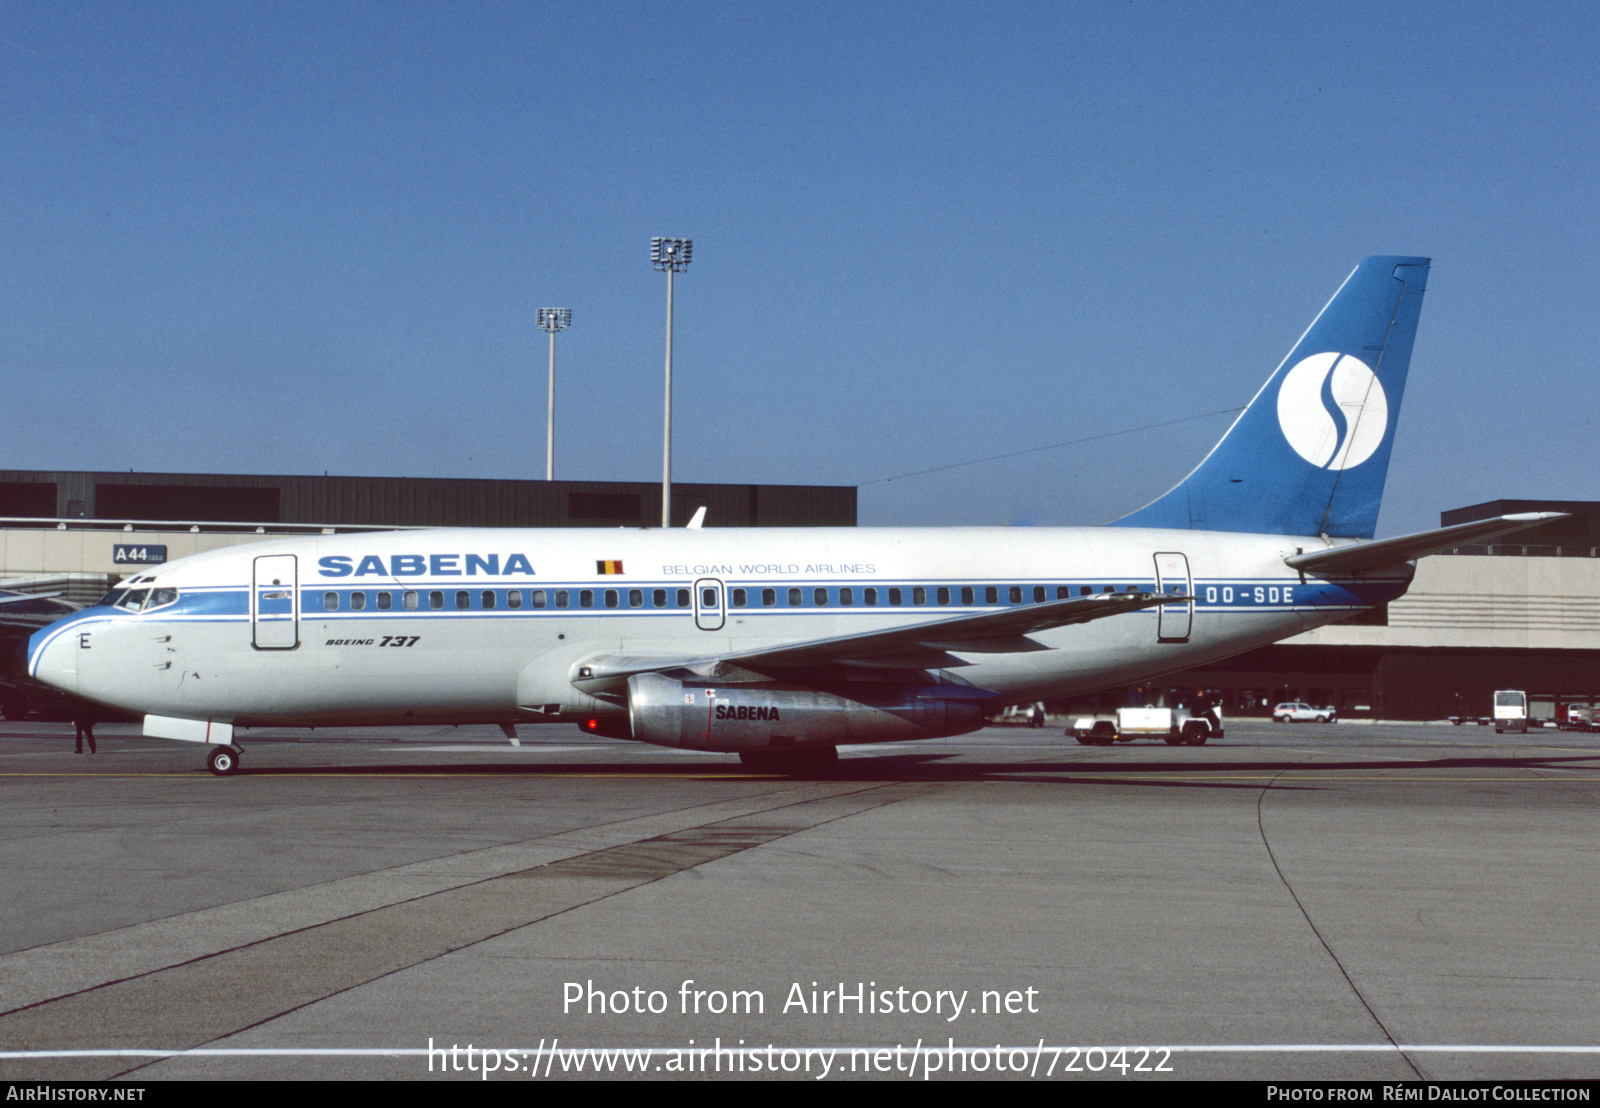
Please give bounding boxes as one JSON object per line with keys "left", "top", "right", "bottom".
{"left": 26, "top": 627, "right": 78, "bottom": 695}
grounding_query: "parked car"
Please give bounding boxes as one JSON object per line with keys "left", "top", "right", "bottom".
{"left": 1273, "top": 702, "right": 1336, "bottom": 723}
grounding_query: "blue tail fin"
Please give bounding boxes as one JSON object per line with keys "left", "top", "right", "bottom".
{"left": 1109, "top": 256, "right": 1429, "bottom": 538}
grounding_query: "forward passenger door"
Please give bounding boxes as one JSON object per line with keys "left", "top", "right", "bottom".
{"left": 252, "top": 555, "right": 299, "bottom": 649}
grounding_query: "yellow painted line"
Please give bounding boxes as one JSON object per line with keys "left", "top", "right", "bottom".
{"left": 0, "top": 771, "right": 783, "bottom": 780}
{"left": 4, "top": 769, "right": 1598, "bottom": 783}
{"left": 1382, "top": 736, "right": 1600, "bottom": 753}
{"left": 998, "top": 773, "right": 1600, "bottom": 782}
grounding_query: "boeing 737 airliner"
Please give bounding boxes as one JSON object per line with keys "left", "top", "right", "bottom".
{"left": 25, "top": 257, "right": 1557, "bottom": 774}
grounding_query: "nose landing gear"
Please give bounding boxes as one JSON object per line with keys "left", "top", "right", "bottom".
{"left": 207, "top": 745, "right": 243, "bottom": 776}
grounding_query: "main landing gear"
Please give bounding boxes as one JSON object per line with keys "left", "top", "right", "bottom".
{"left": 207, "top": 745, "right": 244, "bottom": 776}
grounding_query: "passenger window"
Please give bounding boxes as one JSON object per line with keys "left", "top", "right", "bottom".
{"left": 960, "top": 586, "right": 974, "bottom": 605}
{"left": 840, "top": 587, "right": 853, "bottom": 606}
{"left": 455, "top": 591, "right": 470, "bottom": 610}
{"left": 913, "top": 587, "right": 927, "bottom": 605}
{"left": 378, "top": 591, "right": 393, "bottom": 610}
{"left": 508, "top": 590, "right": 523, "bottom": 609}
{"left": 653, "top": 589, "right": 668, "bottom": 608}
{"left": 731, "top": 588, "right": 747, "bottom": 607}
{"left": 531, "top": 589, "right": 546, "bottom": 609}
{"left": 788, "top": 587, "right": 802, "bottom": 606}
{"left": 936, "top": 587, "right": 950, "bottom": 605}
{"left": 351, "top": 591, "right": 367, "bottom": 611}
{"left": 1080, "top": 586, "right": 1092, "bottom": 596}
{"left": 888, "top": 587, "right": 902, "bottom": 605}
{"left": 404, "top": 591, "right": 419, "bottom": 610}
{"left": 864, "top": 588, "right": 877, "bottom": 606}
{"left": 604, "top": 589, "right": 618, "bottom": 609}
{"left": 555, "top": 590, "right": 569, "bottom": 609}
{"left": 430, "top": 591, "right": 444, "bottom": 610}
{"left": 762, "top": 588, "right": 776, "bottom": 607}
{"left": 481, "top": 591, "right": 496, "bottom": 609}
{"left": 702, "top": 588, "right": 719, "bottom": 608}
{"left": 676, "top": 588, "right": 690, "bottom": 607}
{"left": 629, "top": 589, "right": 643, "bottom": 608}
{"left": 324, "top": 592, "right": 339, "bottom": 611}
{"left": 1033, "top": 586, "right": 1046, "bottom": 603}
{"left": 985, "top": 586, "right": 998, "bottom": 604}
{"left": 814, "top": 588, "right": 828, "bottom": 606}
{"left": 580, "top": 590, "right": 594, "bottom": 609}
{"left": 1056, "top": 586, "right": 1069, "bottom": 600}
{"left": 1009, "top": 586, "right": 1022, "bottom": 604}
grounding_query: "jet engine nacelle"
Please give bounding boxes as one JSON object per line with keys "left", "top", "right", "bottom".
{"left": 626, "top": 671, "right": 989, "bottom": 753}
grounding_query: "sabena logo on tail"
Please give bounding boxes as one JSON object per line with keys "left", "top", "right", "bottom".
{"left": 1275, "top": 351, "right": 1388, "bottom": 471}
{"left": 1109, "top": 256, "right": 1428, "bottom": 537}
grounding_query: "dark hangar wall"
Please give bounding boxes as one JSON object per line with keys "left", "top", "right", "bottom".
{"left": 0, "top": 471, "right": 856, "bottom": 529}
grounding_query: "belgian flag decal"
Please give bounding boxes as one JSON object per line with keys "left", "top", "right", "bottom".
{"left": 597, "top": 560, "right": 625, "bottom": 575}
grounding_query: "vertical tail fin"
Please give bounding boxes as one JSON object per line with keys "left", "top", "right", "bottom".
{"left": 1110, "top": 256, "right": 1429, "bottom": 538}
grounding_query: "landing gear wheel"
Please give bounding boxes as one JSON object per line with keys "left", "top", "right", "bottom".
{"left": 207, "top": 745, "right": 242, "bottom": 776}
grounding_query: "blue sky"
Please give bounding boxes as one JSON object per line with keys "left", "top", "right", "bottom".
{"left": 3, "top": 1, "right": 1596, "bottom": 535}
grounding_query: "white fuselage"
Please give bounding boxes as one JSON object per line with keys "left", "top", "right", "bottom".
{"left": 27, "top": 525, "right": 1409, "bottom": 741}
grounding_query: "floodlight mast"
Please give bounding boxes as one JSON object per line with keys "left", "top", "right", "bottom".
{"left": 651, "top": 238, "right": 692, "bottom": 527}
{"left": 536, "top": 308, "right": 571, "bottom": 481}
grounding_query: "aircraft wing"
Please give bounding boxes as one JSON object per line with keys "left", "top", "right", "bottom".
{"left": 570, "top": 591, "right": 1194, "bottom": 694}
{"left": 725, "top": 590, "right": 1193, "bottom": 670}
{"left": 1284, "top": 513, "right": 1568, "bottom": 575}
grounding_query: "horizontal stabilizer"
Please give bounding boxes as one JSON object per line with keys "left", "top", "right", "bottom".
{"left": 1284, "top": 513, "right": 1568, "bottom": 574}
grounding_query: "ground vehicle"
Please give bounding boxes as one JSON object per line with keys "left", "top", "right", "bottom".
{"left": 1071, "top": 705, "right": 1222, "bottom": 746}
{"left": 1273, "top": 701, "right": 1335, "bottom": 723}
{"left": 1493, "top": 690, "right": 1528, "bottom": 734}
{"left": 1557, "top": 704, "right": 1598, "bottom": 732}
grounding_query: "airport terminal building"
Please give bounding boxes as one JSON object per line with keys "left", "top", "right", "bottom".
{"left": 3, "top": 471, "right": 1593, "bottom": 722}
{"left": 0, "top": 469, "right": 855, "bottom": 605}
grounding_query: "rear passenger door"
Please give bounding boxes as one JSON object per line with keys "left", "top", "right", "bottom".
{"left": 1153, "top": 552, "right": 1193, "bottom": 643}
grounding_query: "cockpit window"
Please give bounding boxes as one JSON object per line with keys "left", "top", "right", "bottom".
{"left": 98, "top": 588, "right": 129, "bottom": 608}
{"left": 113, "top": 587, "right": 178, "bottom": 613}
